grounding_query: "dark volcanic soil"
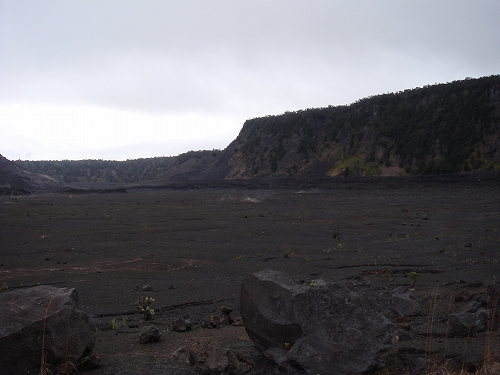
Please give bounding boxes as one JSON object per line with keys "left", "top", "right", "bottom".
{"left": 1, "top": 177, "right": 499, "bottom": 374}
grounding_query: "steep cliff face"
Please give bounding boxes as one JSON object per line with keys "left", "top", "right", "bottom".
{"left": 224, "top": 75, "right": 500, "bottom": 178}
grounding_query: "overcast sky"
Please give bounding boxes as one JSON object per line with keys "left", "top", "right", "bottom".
{"left": 1, "top": 1, "right": 499, "bottom": 161}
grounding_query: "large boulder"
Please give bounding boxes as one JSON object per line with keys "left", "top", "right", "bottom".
{"left": 0, "top": 285, "right": 96, "bottom": 374}
{"left": 241, "top": 269, "right": 396, "bottom": 375}
{"left": 448, "top": 301, "right": 488, "bottom": 337}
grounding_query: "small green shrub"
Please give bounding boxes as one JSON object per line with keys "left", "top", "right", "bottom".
{"left": 135, "top": 296, "right": 155, "bottom": 320}
{"left": 409, "top": 271, "right": 418, "bottom": 286}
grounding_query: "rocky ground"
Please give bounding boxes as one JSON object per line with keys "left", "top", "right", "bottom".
{"left": 0, "top": 176, "right": 499, "bottom": 374}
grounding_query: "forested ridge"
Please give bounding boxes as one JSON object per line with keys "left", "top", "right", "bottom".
{"left": 14, "top": 75, "right": 500, "bottom": 183}
{"left": 15, "top": 157, "right": 174, "bottom": 184}
{"left": 227, "top": 75, "right": 500, "bottom": 177}
{"left": 15, "top": 150, "right": 222, "bottom": 184}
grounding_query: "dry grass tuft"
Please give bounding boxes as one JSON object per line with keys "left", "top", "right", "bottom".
{"left": 39, "top": 297, "right": 53, "bottom": 375}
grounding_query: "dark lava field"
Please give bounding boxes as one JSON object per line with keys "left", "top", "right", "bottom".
{"left": 1, "top": 176, "right": 499, "bottom": 374}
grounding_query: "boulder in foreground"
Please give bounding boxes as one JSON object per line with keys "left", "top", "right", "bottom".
{"left": 0, "top": 285, "right": 96, "bottom": 374}
{"left": 241, "top": 269, "right": 396, "bottom": 375}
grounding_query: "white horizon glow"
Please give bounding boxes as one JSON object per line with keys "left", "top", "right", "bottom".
{"left": 0, "top": 104, "right": 240, "bottom": 160}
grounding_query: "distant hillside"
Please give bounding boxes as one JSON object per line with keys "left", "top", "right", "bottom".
{"left": 0, "top": 154, "right": 64, "bottom": 194}
{"left": 13, "top": 75, "right": 500, "bottom": 184}
{"left": 224, "top": 75, "right": 500, "bottom": 178}
{"left": 15, "top": 150, "right": 224, "bottom": 185}
{"left": 16, "top": 156, "right": 175, "bottom": 184}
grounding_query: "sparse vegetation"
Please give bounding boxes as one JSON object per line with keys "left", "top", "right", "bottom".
{"left": 409, "top": 271, "right": 418, "bottom": 286}
{"left": 135, "top": 296, "right": 155, "bottom": 321}
{"left": 39, "top": 298, "right": 53, "bottom": 375}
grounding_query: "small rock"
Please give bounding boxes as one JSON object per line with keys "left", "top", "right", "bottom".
{"left": 142, "top": 285, "right": 152, "bottom": 291}
{"left": 232, "top": 316, "right": 244, "bottom": 326}
{"left": 452, "top": 293, "right": 469, "bottom": 303}
{"left": 172, "top": 318, "right": 192, "bottom": 332}
{"left": 219, "top": 314, "right": 233, "bottom": 325}
{"left": 172, "top": 346, "right": 195, "bottom": 366}
{"left": 204, "top": 345, "right": 241, "bottom": 375}
{"left": 79, "top": 353, "right": 100, "bottom": 370}
{"left": 392, "top": 287, "right": 420, "bottom": 316}
{"left": 201, "top": 320, "right": 218, "bottom": 329}
{"left": 139, "top": 325, "right": 161, "bottom": 344}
